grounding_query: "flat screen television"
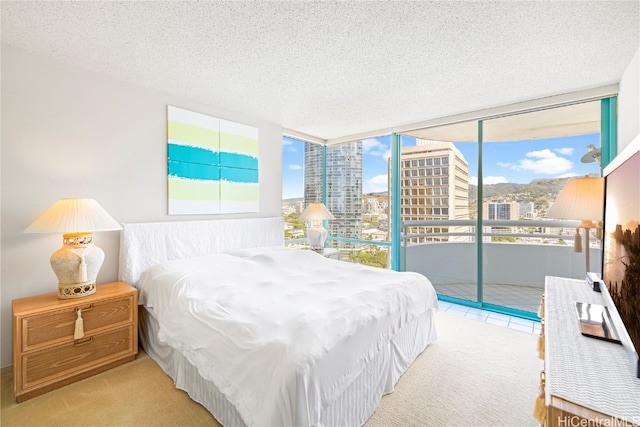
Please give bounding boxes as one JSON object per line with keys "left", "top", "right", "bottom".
{"left": 602, "top": 133, "right": 640, "bottom": 379}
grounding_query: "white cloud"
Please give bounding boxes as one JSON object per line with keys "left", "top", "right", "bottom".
{"left": 282, "top": 139, "right": 297, "bottom": 152}
{"left": 483, "top": 176, "right": 508, "bottom": 185}
{"left": 288, "top": 164, "right": 302, "bottom": 170}
{"left": 557, "top": 172, "right": 578, "bottom": 178}
{"left": 554, "top": 147, "right": 574, "bottom": 155}
{"left": 365, "top": 174, "right": 389, "bottom": 193}
{"left": 468, "top": 176, "right": 507, "bottom": 185}
{"left": 499, "top": 149, "right": 573, "bottom": 175}
{"left": 526, "top": 149, "right": 556, "bottom": 159}
{"left": 362, "top": 138, "right": 390, "bottom": 159}
{"left": 517, "top": 156, "right": 573, "bottom": 175}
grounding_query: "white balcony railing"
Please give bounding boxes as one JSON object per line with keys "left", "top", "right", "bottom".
{"left": 401, "top": 219, "right": 603, "bottom": 289}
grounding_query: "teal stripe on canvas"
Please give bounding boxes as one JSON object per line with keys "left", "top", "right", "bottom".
{"left": 220, "top": 166, "right": 258, "bottom": 183}
{"left": 169, "top": 143, "right": 219, "bottom": 165}
{"left": 169, "top": 144, "right": 257, "bottom": 171}
{"left": 168, "top": 160, "right": 220, "bottom": 181}
{"left": 220, "top": 152, "right": 258, "bottom": 170}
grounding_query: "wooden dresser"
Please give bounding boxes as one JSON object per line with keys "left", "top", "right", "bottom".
{"left": 540, "top": 276, "right": 640, "bottom": 426}
{"left": 12, "top": 281, "right": 138, "bottom": 402}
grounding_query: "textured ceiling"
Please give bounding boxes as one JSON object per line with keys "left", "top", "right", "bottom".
{"left": 1, "top": 1, "right": 638, "bottom": 141}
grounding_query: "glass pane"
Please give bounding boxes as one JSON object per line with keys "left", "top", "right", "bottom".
{"left": 482, "top": 101, "right": 602, "bottom": 314}
{"left": 283, "top": 135, "right": 391, "bottom": 267}
{"left": 325, "top": 142, "right": 363, "bottom": 248}
{"left": 325, "top": 139, "right": 391, "bottom": 268}
{"left": 399, "top": 126, "right": 478, "bottom": 304}
{"left": 282, "top": 136, "right": 321, "bottom": 246}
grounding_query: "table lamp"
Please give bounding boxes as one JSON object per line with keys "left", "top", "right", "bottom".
{"left": 300, "top": 203, "right": 335, "bottom": 251}
{"left": 24, "top": 198, "right": 122, "bottom": 299}
{"left": 545, "top": 176, "right": 604, "bottom": 273}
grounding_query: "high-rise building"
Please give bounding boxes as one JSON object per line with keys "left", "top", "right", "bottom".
{"left": 400, "top": 139, "right": 469, "bottom": 244}
{"left": 304, "top": 143, "right": 324, "bottom": 205}
{"left": 483, "top": 202, "right": 520, "bottom": 220}
{"left": 519, "top": 201, "right": 536, "bottom": 219}
{"left": 483, "top": 202, "right": 521, "bottom": 238}
{"left": 304, "top": 142, "right": 363, "bottom": 249}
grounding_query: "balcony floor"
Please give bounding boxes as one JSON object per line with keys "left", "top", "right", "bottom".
{"left": 433, "top": 282, "right": 544, "bottom": 314}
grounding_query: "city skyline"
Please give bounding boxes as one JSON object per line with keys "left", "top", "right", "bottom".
{"left": 283, "top": 133, "right": 602, "bottom": 199}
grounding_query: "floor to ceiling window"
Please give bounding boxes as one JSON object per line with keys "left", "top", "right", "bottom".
{"left": 283, "top": 95, "right": 616, "bottom": 318}
{"left": 399, "top": 122, "right": 479, "bottom": 304}
{"left": 324, "top": 139, "right": 391, "bottom": 268}
{"left": 282, "top": 136, "right": 391, "bottom": 268}
{"left": 480, "top": 101, "right": 602, "bottom": 314}
{"left": 399, "top": 98, "right": 612, "bottom": 318}
{"left": 282, "top": 136, "right": 319, "bottom": 243}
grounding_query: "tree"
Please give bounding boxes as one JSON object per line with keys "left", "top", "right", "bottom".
{"left": 491, "top": 236, "right": 519, "bottom": 243}
{"left": 349, "top": 248, "right": 388, "bottom": 268}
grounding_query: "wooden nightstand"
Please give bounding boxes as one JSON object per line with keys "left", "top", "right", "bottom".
{"left": 12, "top": 281, "right": 138, "bottom": 402}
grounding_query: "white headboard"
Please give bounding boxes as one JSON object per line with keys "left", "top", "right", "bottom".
{"left": 118, "top": 217, "right": 284, "bottom": 285}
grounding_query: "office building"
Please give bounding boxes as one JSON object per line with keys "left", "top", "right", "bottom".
{"left": 400, "top": 140, "right": 469, "bottom": 244}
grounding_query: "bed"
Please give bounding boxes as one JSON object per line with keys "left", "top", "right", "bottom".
{"left": 118, "top": 217, "right": 438, "bottom": 426}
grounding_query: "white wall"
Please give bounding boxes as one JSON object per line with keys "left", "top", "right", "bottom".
{"left": 618, "top": 47, "right": 640, "bottom": 153}
{"left": 0, "top": 46, "right": 283, "bottom": 367}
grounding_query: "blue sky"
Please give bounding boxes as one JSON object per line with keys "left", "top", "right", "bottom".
{"left": 282, "top": 133, "right": 602, "bottom": 199}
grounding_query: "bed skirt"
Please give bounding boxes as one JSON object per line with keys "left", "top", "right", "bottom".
{"left": 139, "top": 306, "right": 437, "bottom": 426}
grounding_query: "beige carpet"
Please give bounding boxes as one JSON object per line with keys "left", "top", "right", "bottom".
{"left": 1, "top": 311, "right": 542, "bottom": 427}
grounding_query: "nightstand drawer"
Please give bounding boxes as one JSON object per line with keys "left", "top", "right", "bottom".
{"left": 22, "top": 295, "right": 135, "bottom": 352}
{"left": 20, "top": 325, "right": 134, "bottom": 390}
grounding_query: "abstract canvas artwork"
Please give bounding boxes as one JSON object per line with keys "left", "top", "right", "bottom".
{"left": 167, "top": 106, "right": 259, "bottom": 214}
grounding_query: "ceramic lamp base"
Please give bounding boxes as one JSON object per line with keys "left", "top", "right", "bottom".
{"left": 307, "top": 225, "right": 328, "bottom": 251}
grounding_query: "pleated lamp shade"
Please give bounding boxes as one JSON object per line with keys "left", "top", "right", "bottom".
{"left": 545, "top": 176, "right": 604, "bottom": 272}
{"left": 24, "top": 198, "right": 122, "bottom": 234}
{"left": 546, "top": 176, "right": 604, "bottom": 222}
{"left": 300, "top": 203, "right": 335, "bottom": 221}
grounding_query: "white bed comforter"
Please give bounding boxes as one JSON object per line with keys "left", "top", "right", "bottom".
{"left": 136, "top": 248, "right": 438, "bottom": 426}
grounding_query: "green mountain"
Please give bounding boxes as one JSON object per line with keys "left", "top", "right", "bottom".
{"left": 469, "top": 177, "right": 572, "bottom": 212}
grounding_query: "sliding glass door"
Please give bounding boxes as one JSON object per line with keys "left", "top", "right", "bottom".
{"left": 481, "top": 101, "right": 602, "bottom": 314}
{"left": 398, "top": 98, "right": 612, "bottom": 317}
{"left": 399, "top": 123, "right": 479, "bottom": 305}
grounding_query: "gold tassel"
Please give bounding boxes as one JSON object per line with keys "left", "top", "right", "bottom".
{"left": 537, "top": 320, "right": 545, "bottom": 360}
{"left": 574, "top": 228, "right": 582, "bottom": 253}
{"left": 74, "top": 308, "right": 84, "bottom": 339}
{"left": 537, "top": 294, "right": 544, "bottom": 319}
{"left": 533, "top": 370, "right": 547, "bottom": 425}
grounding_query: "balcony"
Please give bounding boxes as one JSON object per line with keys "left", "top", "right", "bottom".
{"left": 285, "top": 218, "right": 602, "bottom": 319}
{"left": 401, "top": 219, "right": 603, "bottom": 316}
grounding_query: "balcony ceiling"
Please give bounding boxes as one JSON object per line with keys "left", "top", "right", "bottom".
{"left": 404, "top": 101, "right": 602, "bottom": 143}
{"left": 1, "top": 1, "right": 638, "bottom": 142}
